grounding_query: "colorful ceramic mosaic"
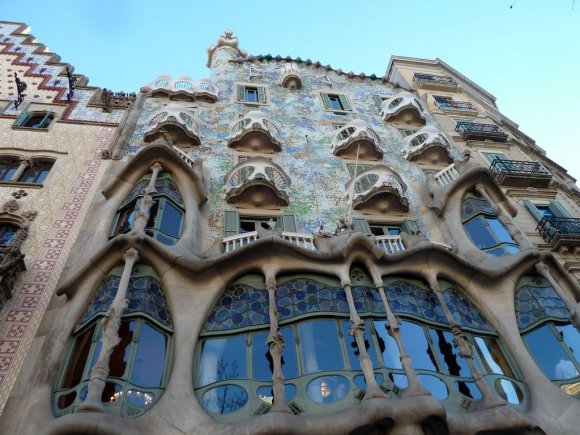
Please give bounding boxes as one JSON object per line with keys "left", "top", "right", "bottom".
{"left": 515, "top": 285, "right": 570, "bottom": 330}
{"left": 276, "top": 279, "right": 349, "bottom": 320}
{"left": 204, "top": 285, "right": 270, "bottom": 332}
{"left": 386, "top": 281, "right": 447, "bottom": 324}
{"left": 122, "top": 176, "right": 184, "bottom": 208}
{"left": 351, "top": 286, "right": 386, "bottom": 314}
{"left": 77, "top": 274, "right": 171, "bottom": 330}
{"left": 443, "top": 288, "right": 493, "bottom": 331}
{"left": 461, "top": 194, "right": 495, "bottom": 221}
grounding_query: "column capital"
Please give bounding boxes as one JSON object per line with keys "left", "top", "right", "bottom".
{"left": 123, "top": 247, "right": 140, "bottom": 263}
{"left": 151, "top": 162, "right": 164, "bottom": 172}
{"left": 534, "top": 261, "right": 550, "bottom": 274}
{"left": 265, "top": 278, "right": 277, "bottom": 292}
{"left": 17, "top": 157, "right": 31, "bottom": 167}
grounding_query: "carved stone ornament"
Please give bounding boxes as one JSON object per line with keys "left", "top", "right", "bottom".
{"left": 21, "top": 210, "right": 38, "bottom": 221}
{"left": 11, "top": 190, "right": 27, "bottom": 199}
{"left": 100, "top": 149, "right": 112, "bottom": 160}
{"left": 2, "top": 199, "right": 19, "bottom": 213}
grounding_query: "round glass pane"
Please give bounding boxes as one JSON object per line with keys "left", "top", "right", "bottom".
{"left": 306, "top": 375, "right": 349, "bottom": 404}
{"left": 390, "top": 373, "right": 408, "bottom": 389}
{"left": 202, "top": 385, "right": 248, "bottom": 414}
{"left": 354, "top": 373, "right": 385, "bottom": 389}
{"left": 417, "top": 374, "right": 448, "bottom": 400}
{"left": 57, "top": 391, "right": 76, "bottom": 409}
{"left": 79, "top": 386, "right": 88, "bottom": 402}
{"left": 455, "top": 381, "right": 481, "bottom": 400}
{"left": 494, "top": 378, "right": 523, "bottom": 404}
{"left": 256, "top": 384, "right": 297, "bottom": 404}
{"left": 127, "top": 389, "right": 155, "bottom": 408}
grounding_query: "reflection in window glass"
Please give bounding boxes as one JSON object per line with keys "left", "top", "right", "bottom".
{"left": 280, "top": 327, "right": 298, "bottom": 379}
{"left": 306, "top": 375, "right": 349, "bottom": 404}
{"left": 374, "top": 320, "right": 402, "bottom": 369}
{"left": 341, "top": 320, "right": 378, "bottom": 370}
{"left": 299, "top": 320, "right": 344, "bottom": 374}
{"left": 417, "top": 374, "right": 448, "bottom": 400}
{"left": 131, "top": 323, "right": 167, "bottom": 387}
{"left": 109, "top": 320, "right": 135, "bottom": 378}
{"left": 555, "top": 325, "right": 580, "bottom": 360}
{"left": 202, "top": 385, "right": 248, "bottom": 414}
{"left": 486, "top": 218, "right": 515, "bottom": 244}
{"left": 524, "top": 325, "right": 578, "bottom": 380}
{"left": 252, "top": 331, "right": 272, "bottom": 381}
{"left": 456, "top": 381, "right": 481, "bottom": 400}
{"left": 400, "top": 322, "right": 437, "bottom": 371}
{"left": 159, "top": 202, "right": 182, "bottom": 238}
{"left": 429, "top": 329, "right": 471, "bottom": 377}
{"left": 61, "top": 324, "right": 95, "bottom": 389}
{"left": 474, "top": 336, "right": 515, "bottom": 378}
{"left": 494, "top": 379, "right": 523, "bottom": 404}
{"left": 198, "top": 336, "right": 248, "bottom": 387}
{"left": 464, "top": 217, "right": 496, "bottom": 249}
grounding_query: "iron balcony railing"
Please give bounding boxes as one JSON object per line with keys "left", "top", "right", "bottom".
{"left": 455, "top": 121, "right": 508, "bottom": 141}
{"left": 489, "top": 159, "right": 551, "bottom": 179}
{"left": 537, "top": 216, "right": 580, "bottom": 244}
{"left": 413, "top": 73, "right": 456, "bottom": 86}
{"left": 435, "top": 99, "right": 476, "bottom": 111}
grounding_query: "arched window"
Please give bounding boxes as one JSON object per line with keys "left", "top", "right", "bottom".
{"left": 111, "top": 172, "right": 184, "bottom": 245}
{"left": 383, "top": 278, "right": 524, "bottom": 407}
{"left": 0, "top": 158, "right": 19, "bottom": 181}
{"left": 0, "top": 225, "right": 18, "bottom": 247}
{"left": 515, "top": 276, "right": 580, "bottom": 397}
{"left": 14, "top": 110, "right": 55, "bottom": 129}
{"left": 53, "top": 265, "right": 173, "bottom": 417}
{"left": 461, "top": 191, "right": 519, "bottom": 256}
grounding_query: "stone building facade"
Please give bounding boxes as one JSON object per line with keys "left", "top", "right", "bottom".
{"left": 1, "top": 24, "right": 580, "bottom": 434}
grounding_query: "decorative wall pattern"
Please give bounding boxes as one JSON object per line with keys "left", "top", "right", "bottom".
{"left": 515, "top": 285, "right": 570, "bottom": 330}
{"left": 204, "top": 285, "right": 269, "bottom": 332}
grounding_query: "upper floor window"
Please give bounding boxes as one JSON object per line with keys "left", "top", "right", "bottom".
{"left": 52, "top": 265, "right": 173, "bottom": 417}
{"left": 0, "top": 225, "right": 18, "bottom": 247}
{"left": 461, "top": 191, "right": 519, "bottom": 257}
{"left": 0, "top": 157, "right": 54, "bottom": 185}
{"left": 523, "top": 199, "right": 572, "bottom": 222}
{"left": 237, "top": 85, "right": 267, "bottom": 104}
{"left": 321, "top": 93, "right": 352, "bottom": 112}
{"left": 0, "top": 159, "right": 19, "bottom": 181}
{"left": 14, "top": 110, "right": 55, "bottom": 129}
{"left": 481, "top": 151, "right": 508, "bottom": 164}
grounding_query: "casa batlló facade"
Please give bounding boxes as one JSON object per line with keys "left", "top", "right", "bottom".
{"left": 1, "top": 23, "right": 580, "bottom": 435}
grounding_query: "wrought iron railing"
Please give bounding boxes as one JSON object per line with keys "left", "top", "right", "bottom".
{"left": 489, "top": 159, "right": 551, "bottom": 179}
{"left": 413, "top": 73, "right": 456, "bottom": 86}
{"left": 455, "top": 121, "right": 508, "bottom": 140}
{"left": 435, "top": 99, "right": 476, "bottom": 111}
{"left": 537, "top": 217, "right": 580, "bottom": 244}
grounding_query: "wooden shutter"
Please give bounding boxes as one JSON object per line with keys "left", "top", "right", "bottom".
{"left": 372, "top": 95, "right": 383, "bottom": 109}
{"left": 278, "top": 214, "right": 297, "bottom": 232}
{"left": 237, "top": 85, "right": 246, "bottom": 102}
{"left": 352, "top": 218, "right": 371, "bottom": 234}
{"left": 257, "top": 86, "right": 266, "bottom": 103}
{"left": 38, "top": 112, "right": 52, "bottom": 128}
{"left": 548, "top": 200, "right": 572, "bottom": 218}
{"left": 338, "top": 94, "right": 351, "bottom": 111}
{"left": 224, "top": 210, "right": 240, "bottom": 237}
{"left": 522, "top": 200, "right": 543, "bottom": 222}
{"left": 14, "top": 111, "right": 29, "bottom": 126}
{"left": 321, "top": 93, "right": 332, "bottom": 110}
{"left": 401, "top": 219, "right": 420, "bottom": 234}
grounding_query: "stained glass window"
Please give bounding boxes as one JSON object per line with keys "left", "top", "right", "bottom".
{"left": 204, "top": 285, "right": 269, "bottom": 332}
{"left": 515, "top": 285, "right": 570, "bottom": 330}
{"left": 386, "top": 280, "right": 447, "bottom": 324}
{"left": 276, "top": 279, "right": 349, "bottom": 320}
{"left": 443, "top": 287, "right": 493, "bottom": 331}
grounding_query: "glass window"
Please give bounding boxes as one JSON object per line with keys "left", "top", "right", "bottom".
{"left": 400, "top": 321, "right": 437, "bottom": 372}
{"left": 0, "top": 159, "right": 18, "bottom": 181}
{"left": 473, "top": 336, "right": 515, "bottom": 378}
{"left": 20, "top": 161, "right": 53, "bottom": 183}
{"left": 245, "top": 87, "right": 258, "bottom": 103}
{"left": 252, "top": 331, "right": 273, "bottom": 382}
{"left": 341, "top": 320, "right": 378, "bottom": 370}
{"left": 131, "top": 323, "right": 168, "bottom": 387}
{"left": 299, "top": 319, "right": 345, "bottom": 373}
{"left": 374, "top": 320, "right": 402, "bottom": 369}
{"left": 0, "top": 225, "right": 18, "bottom": 247}
{"left": 464, "top": 217, "right": 497, "bottom": 249}
{"left": 198, "top": 336, "right": 248, "bottom": 387}
{"left": 280, "top": 326, "right": 298, "bottom": 379}
{"left": 370, "top": 224, "right": 401, "bottom": 236}
{"left": 524, "top": 325, "right": 578, "bottom": 380}
{"left": 429, "top": 328, "right": 471, "bottom": 377}
{"left": 329, "top": 96, "right": 343, "bottom": 111}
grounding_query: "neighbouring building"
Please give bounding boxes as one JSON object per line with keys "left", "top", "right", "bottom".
{"left": 0, "top": 23, "right": 579, "bottom": 434}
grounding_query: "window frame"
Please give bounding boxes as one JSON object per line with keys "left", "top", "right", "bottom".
{"left": 13, "top": 110, "right": 55, "bottom": 130}
{"left": 320, "top": 92, "right": 354, "bottom": 114}
{"left": 236, "top": 83, "right": 268, "bottom": 105}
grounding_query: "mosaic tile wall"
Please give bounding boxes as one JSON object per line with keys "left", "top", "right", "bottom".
{"left": 125, "top": 53, "right": 463, "bottom": 246}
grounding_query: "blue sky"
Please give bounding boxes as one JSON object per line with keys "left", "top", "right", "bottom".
{"left": 2, "top": 0, "right": 579, "bottom": 180}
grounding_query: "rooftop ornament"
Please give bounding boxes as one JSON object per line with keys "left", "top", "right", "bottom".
{"left": 13, "top": 73, "right": 27, "bottom": 109}
{"left": 66, "top": 66, "right": 77, "bottom": 100}
{"left": 206, "top": 29, "right": 247, "bottom": 67}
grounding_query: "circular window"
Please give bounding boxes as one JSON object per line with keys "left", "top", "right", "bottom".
{"left": 306, "top": 375, "right": 349, "bottom": 404}
{"left": 417, "top": 374, "right": 448, "bottom": 400}
{"left": 494, "top": 378, "right": 523, "bottom": 404}
{"left": 202, "top": 385, "right": 248, "bottom": 414}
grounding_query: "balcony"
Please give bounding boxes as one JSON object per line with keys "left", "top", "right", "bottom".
{"left": 143, "top": 103, "right": 200, "bottom": 145}
{"left": 228, "top": 110, "right": 282, "bottom": 153}
{"left": 331, "top": 119, "right": 383, "bottom": 160}
{"left": 222, "top": 156, "right": 290, "bottom": 209}
{"left": 142, "top": 75, "right": 219, "bottom": 103}
{"left": 434, "top": 98, "right": 477, "bottom": 115}
{"left": 537, "top": 217, "right": 580, "bottom": 249}
{"left": 455, "top": 121, "right": 508, "bottom": 142}
{"left": 433, "top": 163, "right": 460, "bottom": 187}
{"left": 489, "top": 159, "right": 552, "bottom": 188}
{"left": 413, "top": 73, "right": 458, "bottom": 91}
{"left": 381, "top": 92, "right": 426, "bottom": 125}
{"left": 0, "top": 241, "right": 26, "bottom": 310}
{"left": 346, "top": 165, "right": 409, "bottom": 214}
{"left": 402, "top": 126, "right": 453, "bottom": 165}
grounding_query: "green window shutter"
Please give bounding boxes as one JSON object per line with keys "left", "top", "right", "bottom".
{"left": 237, "top": 85, "right": 246, "bottom": 102}
{"left": 372, "top": 95, "right": 383, "bottom": 109}
{"left": 352, "top": 218, "right": 371, "bottom": 234}
{"left": 257, "top": 86, "right": 266, "bottom": 103}
{"left": 224, "top": 210, "right": 240, "bottom": 237}
{"left": 321, "top": 93, "right": 332, "bottom": 110}
{"left": 401, "top": 219, "right": 420, "bottom": 235}
{"left": 279, "top": 214, "right": 297, "bottom": 233}
{"left": 522, "top": 200, "right": 543, "bottom": 222}
{"left": 14, "top": 111, "right": 30, "bottom": 126}
{"left": 548, "top": 200, "right": 573, "bottom": 218}
{"left": 38, "top": 112, "right": 51, "bottom": 128}
{"left": 338, "top": 94, "right": 352, "bottom": 111}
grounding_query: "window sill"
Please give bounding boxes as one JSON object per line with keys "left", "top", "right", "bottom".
{"left": 236, "top": 101, "right": 269, "bottom": 107}
{"left": 324, "top": 109, "right": 354, "bottom": 115}
{"left": 11, "top": 126, "right": 50, "bottom": 132}
{"left": 0, "top": 181, "right": 44, "bottom": 189}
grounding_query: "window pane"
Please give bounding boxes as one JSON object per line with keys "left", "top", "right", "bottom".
{"left": 202, "top": 385, "right": 248, "bottom": 414}
{"left": 329, "top": 96, "right": 342, "bottom": 111}
{"left": 486, "top": 218, "right": 516, "bottom": 244}
{"left": 400, "top": 321, "right": 437, "bottom": 372}
{"left": 524, "top": 325, "right": 579, "bottom": 380}
{"left": 35, "top": 168, "right": 51, "bottom": 184}
{"left": 109, "top": 320, "right": 135, "bottom": 378}
{"left": 464, "top": 216, "right": 496, "bottom": 249}
{"left": 306, "top": 375, "right": 350, "bottom": 404}
{"left": 299, "top": 319, "right": 344, "bottom": 373}
{"left": 252, "top": 331, "right": 272, "bottom": 381}
{"left": 239, "top": 220, "right": 256, "bottom": 233}
{"left": 147, "top": 201, "right": 159, "bottom": 228}
{"left": 158, "top": 201, "right": 182, "bottom": 238}
{"left": 429, "top": 328, "right": 471, "bottom": 377}
{"left": 474, "top": 336, "right": 515, "bottom": 378}
{"left": 555, "top": 324, "right": 580, "bottom": 361}
{"left": 61, "top": 324, "right": 96, "bottom": 389}
{"left": 373, "top": 320, "right": 402, "bottom": 369}
{"left": 0, "top": 226, "right": 18, "bottom": 246}
{"left": 198, "top": 336, "right": 247, "bottom": 387}
{"left": 245, "top": 88, "right": 258, "bottom": 103}
{"left": 280, "top": 326, "right": 298, "bottom": 378}
{"left": 0, "top": 161, "right": 17, "bottom": 181}
{"left": 20, "top": 166, "right": 41, "bottom": 183}
{"left": 341, "top": 320, "right": 378, "bottom": 370}
{"left": 131, "top": 323, "right": 167, "bottom": 387}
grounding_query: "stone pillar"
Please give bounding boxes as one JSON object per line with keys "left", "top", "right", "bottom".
{"left": 475, "top": 184, "right": 532, "bottom": 249}
{"left": 343, "top": 281, "right": 385, "bottom": 399}
{"left": 424, "top": 272, "right": 505, "bottom": 409}
{"left": 132, "top": 162, "right": 163, "bottom": 233}
{"left": 9, "top": 158, "right": 30, "bottom": 182}
{"left": 77, "top": 248, "right": 140, "bottom": 413}
{"left": 376, "top": 284, "right": 429, "bottom": 398}
{"left": 535, "top": 262, "right": 580, "bottom": 329}
{"left": 265, "top": 278, "right": 291, "bottom": 413}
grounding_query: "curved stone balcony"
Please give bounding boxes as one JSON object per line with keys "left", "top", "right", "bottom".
{"left": 223, "top": 156, "right": 291, "bottom": 208}
{"left": 228, "top": 110, "right": 282, "bottom": 153}
{"left": 143, "top": 102, "right": 200, "bottom": 145}
{"left": 346, "top": 164, "right": 409, "bottom": 214}
{"left": 142, "top": 75, "right": 219, "bottom": 102}
{"left": 402, "top": 126, "right": 453, "bottom": 165}
{"left": 331, "top": 119, "right": 383, "bottom": 160}
{"left": 381, "top": 91, "right": 426, "bottom": 125}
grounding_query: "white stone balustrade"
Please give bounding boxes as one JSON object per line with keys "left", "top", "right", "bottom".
{"left": 434, "top": 163, "right": 460, "bottom": 187}
{"left": 375, "top": 235, "right": 405, "bottom": 253}
{"left": 142, "top": 75, "right": 219, "bottom": 101}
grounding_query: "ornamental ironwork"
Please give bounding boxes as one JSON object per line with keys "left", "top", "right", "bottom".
{"left": 489, "top": 159, "right": 551, "bottom": 179}
{"left": 435, "top": 98, "right": 476, "bottom": 111}
{"left": 101, "top": 89, "right": 137, "bottom": 112}
{"left": 14, "top": 72, "right": 27, "bottom": 109}
{"left": 66, "top": 67, "right": 77, "bottom": 100}
{"left": 413, "top": 73, "right": 456, "bottom": 85}
{"left": 537, "top": 216, "right": 580, "bottom": 244}
{"left": 455, "top": 121, "right": 508, "bottom": 142}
